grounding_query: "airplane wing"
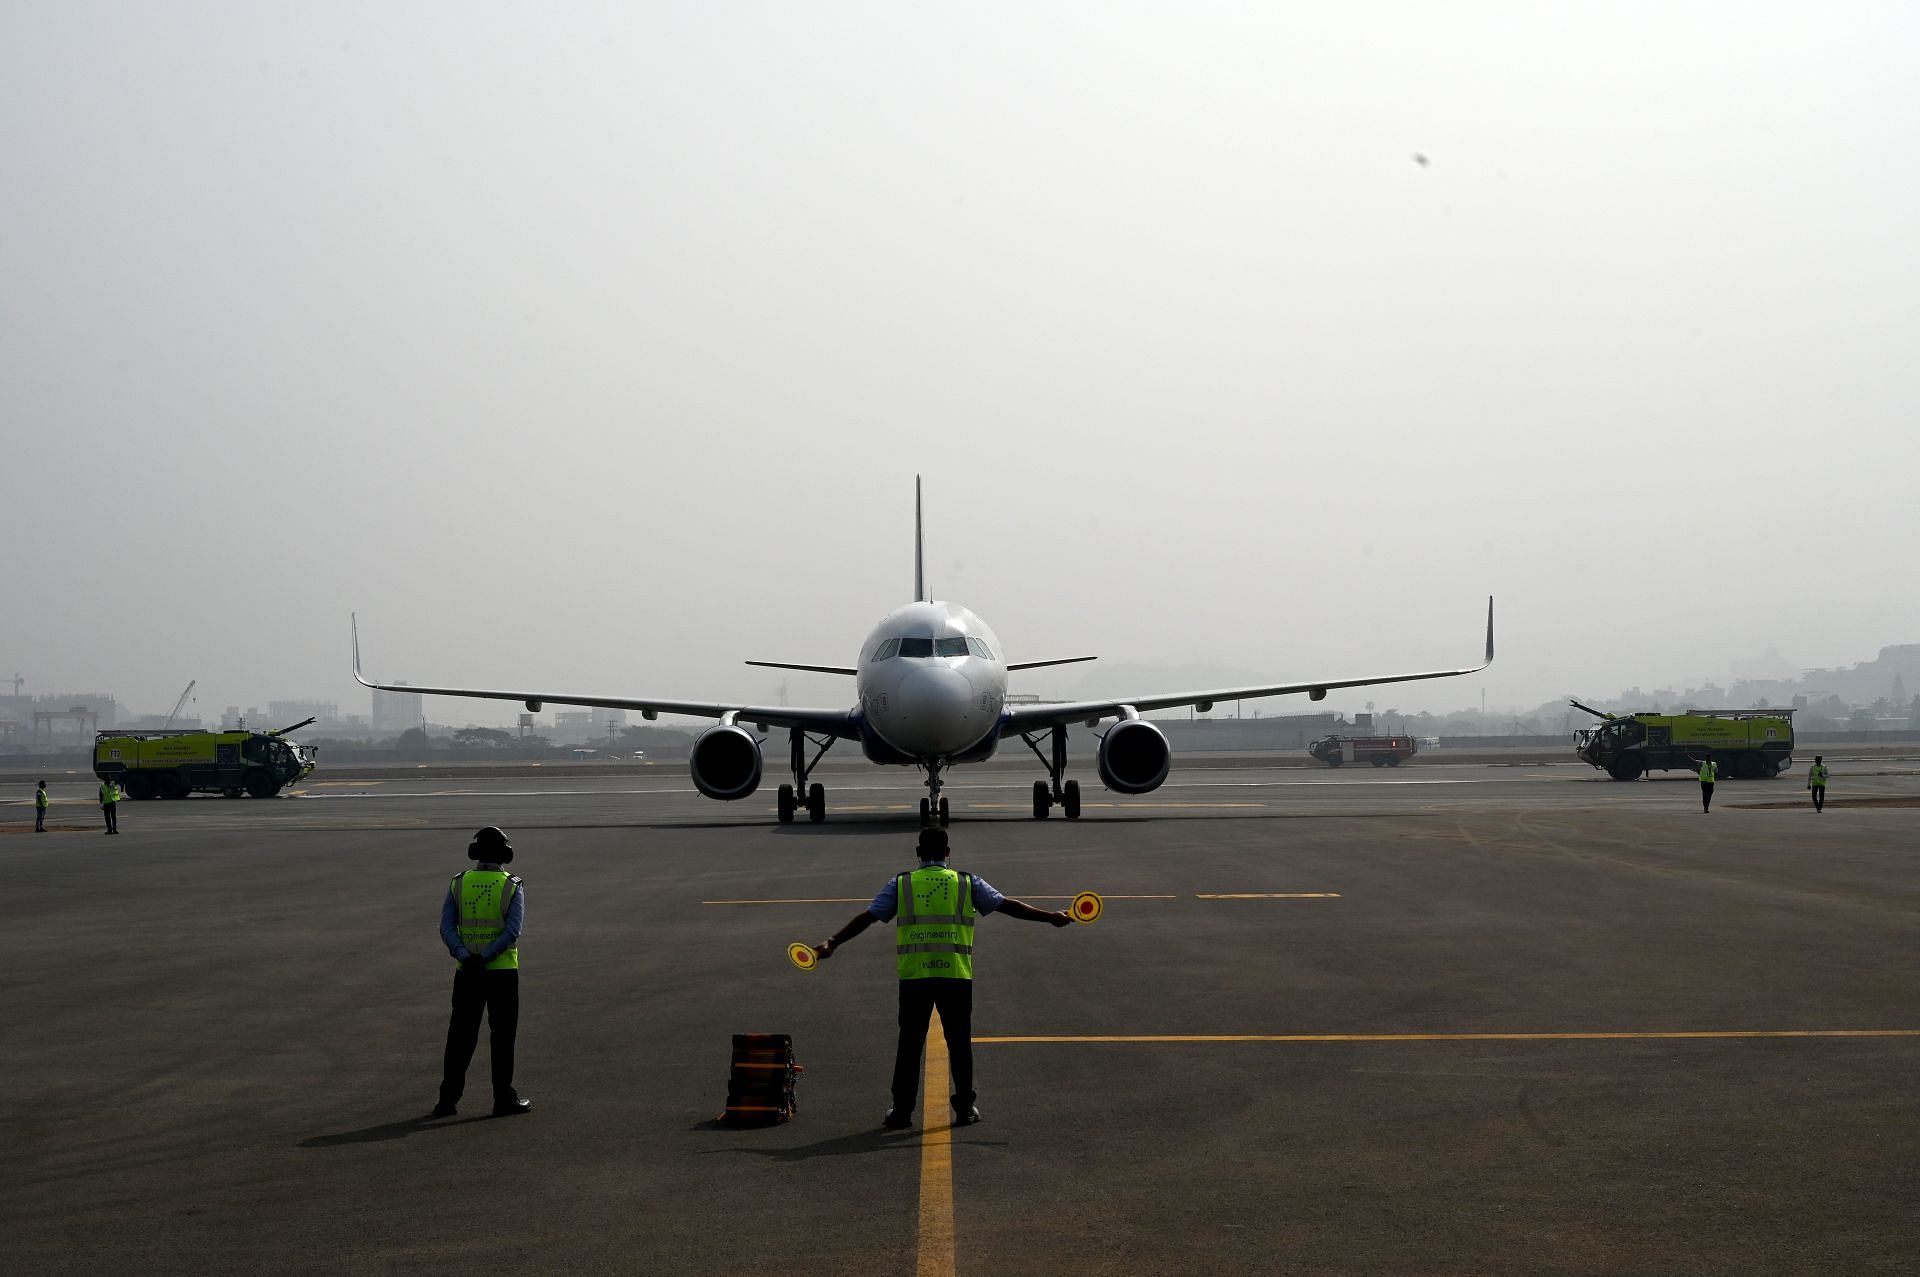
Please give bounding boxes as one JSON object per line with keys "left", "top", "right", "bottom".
{"left": 353, "top": 617, "right": 859, "bottom": 738}
{"left": 1003, "top": 598, "right": 1494, "bottom": 734}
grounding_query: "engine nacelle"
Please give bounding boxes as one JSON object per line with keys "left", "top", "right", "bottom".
{"left": 1096, "top": 719, "right": 1172, "bottom": 795}
{"left": 689, "top": 724, "right": 763, "bottom": 801}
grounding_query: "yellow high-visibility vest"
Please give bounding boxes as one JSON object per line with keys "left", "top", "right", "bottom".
{"left": 1697, "top": 761, "right": 1717, "bottom": 783}
{"left": 99, "top": 781, "right": 120, "bottom": 804}
{"left": 453, "top": 870, "right": 520, "bottom": 971}
{"left": 1809, "top": 764, "right": 1829, "bottom": 787}
{"left": 895, "top": 866, "right": 976, "bottom": 981}
{"left": 36, "top": 788, "right": 48, "bottom": 809}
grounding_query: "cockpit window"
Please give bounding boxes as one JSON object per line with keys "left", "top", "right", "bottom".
{"left": 898, "top": 637, "right": 935, "bottom": 658}
{"left": 934, "top": 637, "right": 970, "bottom": 657}
{"left": 872, "top": 637, "right": 900, "bottom": 661}
{"left": 966, "top": 638, "right": 993, "bottom": 660}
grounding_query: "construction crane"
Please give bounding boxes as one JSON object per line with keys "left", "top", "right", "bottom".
{"left": 163, "top": 680, "right": 196, "bottom": 728}
{"left": 7, "top": 674, "right": 22, "bottom": 697}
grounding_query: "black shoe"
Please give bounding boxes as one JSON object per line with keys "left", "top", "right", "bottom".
{"left": 429, "top": 1101, "right": 457, "bottom": 1118}
{"left": 492, "top": 1096, "right": 532, "bottom": 1117}
{"left": 882, "top": 1109, "right": 912, "bottom": 1129}
{"left": 953, "top": 1105, "right": 982, "bottom": 1126}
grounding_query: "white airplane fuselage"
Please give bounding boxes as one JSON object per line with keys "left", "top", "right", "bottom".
{"left": 854, "top": 601, "right": 1008, "bottom": 764}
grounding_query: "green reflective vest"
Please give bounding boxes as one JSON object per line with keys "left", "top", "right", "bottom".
{"left": 35, "top": 788, "right": 48, "bottom": 809}
{"left": 1697, "top": 761, "right": 1717, "bottom": 783}
{"left": 895, "top": 866, "right": 976, "bottom": 981}
{"left": 99, "top": 781, "right": 119, "bottom": 804}
{"left": 454, "top": 869, "right": 520, "bottom": 970}
{"left": 1809, "top": 764, "right": 1829, "bottom": 787}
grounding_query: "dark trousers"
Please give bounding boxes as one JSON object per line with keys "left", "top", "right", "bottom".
{"left": 441, "top": 968, "right": 519, "bottom": 1103}
{"left": 1812, "top": 786, "right": 1826, "bottom": 811}
{"left": 35, "top": 804, "right": 46, "bottom": 831}
{"left": 102, "top": 802, "right": 117, "bottom": 832}
{"left": 1700, "top": 782, "right": 1714, "bottom": 813}
{"left": 891, "top": 978, "right": 974, "bottom": 1114}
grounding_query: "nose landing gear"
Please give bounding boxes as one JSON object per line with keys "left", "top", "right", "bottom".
{"left": 778, "top": 728, "right": 837, "bottom": 824}
{"left": 1021, "top": 724, "right": 1082, "bottom": 820}
{"left": 918, "top": 762, "right": 951, "bottom": 828}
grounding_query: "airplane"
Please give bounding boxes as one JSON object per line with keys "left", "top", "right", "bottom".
{"left": 353, "top": 479, "right": 1493, "bottom": 827}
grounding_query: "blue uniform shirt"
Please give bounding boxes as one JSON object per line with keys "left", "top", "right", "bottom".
{"left": 868, "top": 860, "right": 1004, "bottom": 920}
{"left": 439, "top": 869, "right": 525, "bottom": 962}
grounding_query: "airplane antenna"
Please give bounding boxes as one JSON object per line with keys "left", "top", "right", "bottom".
{"left": 915, "top": 475, "right": 927, "bottom": 602}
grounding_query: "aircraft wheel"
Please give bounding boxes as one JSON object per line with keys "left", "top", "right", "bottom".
{"left": 937, "top": 796, "right": 950, "bottom": 827}
{"left": 1032, "top": 781, "right": 1050, "bottom": 820}
{"left": 777, "top": 784, "right": 796, "bottom": 823}
{"left": 1063, "top": 779, "right": 1081, "bottom": 819}
{"left": 920, "top": 797, "right": 933, "bottom": 827}
{"left": 806, "top": 783, "right": 826, "bottom": 823}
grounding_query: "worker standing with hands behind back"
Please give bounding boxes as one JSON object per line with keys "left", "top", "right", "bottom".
{"left": 431, "top": 826, "right": 531, "bottom": 1119}
{"left": 814, "top": 827, "right": 1072, "bottom": 1130}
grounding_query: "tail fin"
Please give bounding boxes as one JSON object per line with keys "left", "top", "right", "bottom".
{"left": 914, "top": 475, "right": 927, "bottom": 601}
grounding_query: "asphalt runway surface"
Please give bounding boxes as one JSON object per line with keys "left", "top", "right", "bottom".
{"left": 7, "top": 758, "right": 1919, "bottom": 1275}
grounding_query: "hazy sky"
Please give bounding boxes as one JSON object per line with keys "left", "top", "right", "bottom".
{"left": 6, "top": 2, "right": 1917, "bottom": 726}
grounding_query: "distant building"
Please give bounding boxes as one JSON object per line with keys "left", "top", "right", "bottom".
{"left": 268, "top": 700, "right": 338, "bottom": 727}
{"left": 371, "top": 683, "right": 424, "bottom": 736}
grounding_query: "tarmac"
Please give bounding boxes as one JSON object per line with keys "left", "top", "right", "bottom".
{"left": 6, "top": 757, "right": 1918, "bottom": 1275}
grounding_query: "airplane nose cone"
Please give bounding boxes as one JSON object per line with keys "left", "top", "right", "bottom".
{"left": 898, "top": 666, "right": 976, "bottom": 751}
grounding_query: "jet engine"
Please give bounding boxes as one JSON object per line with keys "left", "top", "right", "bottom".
{"left": 689, "top": 724, "right": 763, "bottom": 800}
{"left": 1096, "top": 719, "right": 1171, "bottom": 795}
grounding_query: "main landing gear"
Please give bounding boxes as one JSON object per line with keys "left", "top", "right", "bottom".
{"left": 776, "top": 727, "right": 836, "bottom": 824}
{"left": 918, "top": 760, "right": 951, "bottom": 829}
{"left": 1020, "top": 724, "right": 1081, "bottom": 820}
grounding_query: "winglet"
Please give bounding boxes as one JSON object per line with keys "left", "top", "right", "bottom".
{"left": 351, "top": 613, "right": 374, "bottom": 689}
{"left": 914, "top": 475, "right": 927, "bottom": 602}
{"left": 1485, "top": 596, "right": 1496, "bottom": 667}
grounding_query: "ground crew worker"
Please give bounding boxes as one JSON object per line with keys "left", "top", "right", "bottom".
{"left": 814, "top": 827, "right": 1071, "bottom": 1129}
{"left": 1808, "top": 755, "right": 1830, "bottom": 813}
{"left": 1691, "top": 751, "right": 1717, "bottom": 813}
{"left": 35, "top": 780, "right": 48, "bottom": 833}
{"left": 98, "top": 777, "right": 120, "bottom": 834}
{"left": 431, "top": 826, "right": 531, "bottom": 1118}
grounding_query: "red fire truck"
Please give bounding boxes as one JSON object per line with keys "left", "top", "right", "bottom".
{"left": 1307, "top": 734, "right": 1418, "bottom": 768}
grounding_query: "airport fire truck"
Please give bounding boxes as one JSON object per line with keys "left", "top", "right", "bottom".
{"left": 1570, "top": 700, "right": 1793, "bottom": 780}
{"left": 1307, "top": 734, "right": 1419, "bottom": 768}
{"left": 93, "top": 718, "right": 318, "bottom": 799}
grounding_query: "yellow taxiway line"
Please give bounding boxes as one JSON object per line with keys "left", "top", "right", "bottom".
{"left": 966, "top": 802, "right": 1266, "bottom": 810}
{"left": 701, "top": 893, "right": 1328, "bottom": 905}
{"left": 976, "top": 1029, "right": 1920, "bottom": 1045}
{"left": 917, "top": 1008, "right": 956, "bottom": 1277}
{"left": 1194, "top": 892, "right": 1342, "bottom": 899}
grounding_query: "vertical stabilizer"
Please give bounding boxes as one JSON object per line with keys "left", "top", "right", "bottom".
{"left": 914, "top": 475, "right": 927, "bottom": 601}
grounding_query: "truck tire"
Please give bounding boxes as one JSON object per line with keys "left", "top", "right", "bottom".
{"left": 1325, "top": 755, "right": 1343, "bottom": 768}
{"left": 245, "top": 771, "right": 279, "bottom": 799}
{"left": 122, "top": 773, "right": 155, "bottom": 801}
{"left": 162, "top": 775, "right": 190, "bottom": 798}
{"left": 1387, "top": 756, "right": 1403, "bottom": 767}
{"left": 1370, "top": 755, "right": 1388, "bottom": 767}
{"left": 1607, "top": 756, "right": 1643, "bottom": 781}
